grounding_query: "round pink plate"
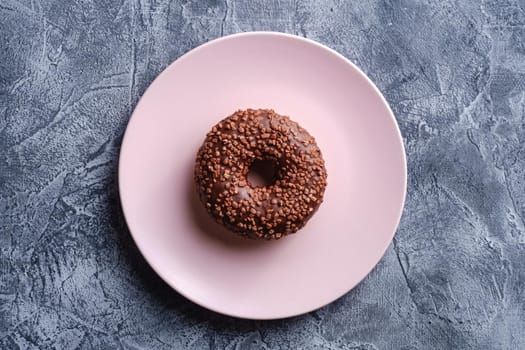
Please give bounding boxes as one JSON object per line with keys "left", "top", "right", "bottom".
{"left": 119, "top": 32, "right": 407, "bottom": 319}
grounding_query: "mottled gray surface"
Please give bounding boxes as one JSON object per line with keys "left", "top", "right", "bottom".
{"left": 1, "top": 0, "right": 524, "bottom": 348}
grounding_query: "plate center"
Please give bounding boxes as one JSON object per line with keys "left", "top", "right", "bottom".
{"left": 247, "top": 159, "right": 278, "bottom": 187}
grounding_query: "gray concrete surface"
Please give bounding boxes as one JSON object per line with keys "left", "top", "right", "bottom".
{"left": 1, "top": 0, "right": 524, "bottom": 349}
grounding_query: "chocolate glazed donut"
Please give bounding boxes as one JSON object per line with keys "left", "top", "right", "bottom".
{"left": 194, "top": 109, "right": 327, "bottom": 239}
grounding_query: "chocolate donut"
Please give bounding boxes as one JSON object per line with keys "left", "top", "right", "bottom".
{"left": 194, "top": 109, "right": 327, "bottom": 239}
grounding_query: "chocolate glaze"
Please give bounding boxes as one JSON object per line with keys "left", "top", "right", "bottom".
{"left": 194, "top": 109, "right": 328, "bottom": 239}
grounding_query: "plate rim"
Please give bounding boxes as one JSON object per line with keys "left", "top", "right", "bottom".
{"left": 118, "top": 31, "right": 407, "bottom": 320}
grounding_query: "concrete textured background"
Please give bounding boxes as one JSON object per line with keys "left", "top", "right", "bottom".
{"left": 1, "top": 0, "right": 524, "bottom": 348}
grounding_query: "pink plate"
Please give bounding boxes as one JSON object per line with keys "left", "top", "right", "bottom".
{"left": 119, "top": 32, "right": 407, "bottom": 319}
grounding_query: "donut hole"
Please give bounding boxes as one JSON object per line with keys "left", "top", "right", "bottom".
{"left": 247, "top": 159, "right": 279, "bottom": 187}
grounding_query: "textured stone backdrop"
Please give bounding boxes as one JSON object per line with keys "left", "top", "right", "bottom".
{"left": 1, "top": 0, "right": 524, "bottom": 349}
